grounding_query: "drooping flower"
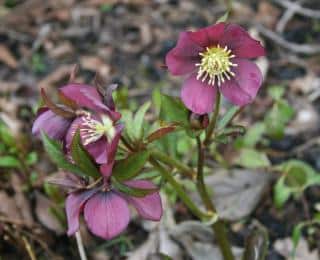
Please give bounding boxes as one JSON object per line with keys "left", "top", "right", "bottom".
{"left": 65, "top": 179, "right": 162, "bottom": 240}
{"left": 32, "top": 82, "right": 122, "bottom": 165}
{"left": 166, "top": 23, "right": 266, "bottom": 115}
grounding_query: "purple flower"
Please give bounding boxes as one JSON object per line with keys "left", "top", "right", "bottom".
{"left": 32, "top": 108, "right": 72, "bottom": 140}
{"left": 66, "top": 179, "right": 162, "bottom": 240}
{"left": 65, "top": 113, "right": 123, "bottom": 166}
{"left": 32, "top": 83, "right": 122, "bottom": 165}
{"left": 166, "top": 23, "right": 266, "bottom": 115}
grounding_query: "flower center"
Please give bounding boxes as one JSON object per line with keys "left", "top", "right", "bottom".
{"left": 81, "top": 114, "right": 116, "bottom": 145}
{"left": 196, "top": 44, "right": 237, "bottom": 86}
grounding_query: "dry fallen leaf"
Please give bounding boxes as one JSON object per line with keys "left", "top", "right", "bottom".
{"left": 38, "top": 65, "right": 75, "bottom": 90}
{"left": 274, "top": 238, "right": 319, "bottom": 260}
{"left": 80, "top": 56, "right": 111, "bottom": 78}
{"left": 35, "top": 192, "right": 64, "bottom": 235}
{"left": 0, "top": 191, "right": 21, "bottom": 220}
{"left": 169, "top": 221, "right": 243, "bottom": 260}
{"left": 11, "top": 175, "right": 34, "bottom": 227}
{"left": 48, "top": 41, "right": 74, "bottom": 59}
{"left": 0, "top": 44, "right": 18, "bottom": 69}
{"left": 290, "top": 73, "right": 320, "bottom": 95}
{"left": 256, "top": 1, "right": 281, "bottom": 28}
{"left": 192, "top": 169, "right": 271, "bottom": 221}
{"left": 287, "top": 100, "right": 319, "bottom": 135}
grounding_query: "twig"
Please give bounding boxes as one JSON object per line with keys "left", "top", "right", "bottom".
{"left": 256, "top": 23, "right": 320, "bottom": 54}
{"left": 22, "top": 236, "right": 37, "bottom": 260}
{"left": 0, "top": 216, "right": 34, "bottom": 228}
{"left": 274, "top": 0, "right": 320, "bottom": 18}
{"left": 21, "top": 230, "right": 61, "bottom": 259}
{"left": 291, "top": 136, "right": 320, "bottom": 155}
{"left": 76, "top": 231, "right": 88, "bottom": 260}
{"left": 301, "top": 194, "right": 311, "bottom": 220}
{"left": 276, "top": 0, "right": 306, "bottom": 33}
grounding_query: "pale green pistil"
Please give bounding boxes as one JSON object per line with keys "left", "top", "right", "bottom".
{"left": 81, "top": 115, "right": 116, "bottom": 145}
{"left": 196, "top": 44, "right": 237, "bottom": 86}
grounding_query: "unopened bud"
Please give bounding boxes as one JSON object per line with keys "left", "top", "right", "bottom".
{"left": 189, "top": 113, "right": 209, "bottom": 129}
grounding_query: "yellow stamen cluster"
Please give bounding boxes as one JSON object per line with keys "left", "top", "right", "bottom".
{"left": 196, "top": 44, "right": 237, "bottom": 86}
{"left": 81, "top": 114, "right": 116, "bottom": 145}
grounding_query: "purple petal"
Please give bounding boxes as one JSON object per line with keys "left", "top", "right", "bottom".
{"left": 86, "top": 137, "right": 108, "bottom": 164}
{"left": 84, "top": 191, "right": 130, "bottom": 240}
{"left": 60, "top": 84, "right": 121, "bottom": 120}
{"left": 106, "top": 124, "right": 123, "bottom": 163}
{"left": 100, "top": 162, "right": 114, "bottom": 179}
{"left": 125, "top": 180, "right": 162, "bottom": 221}
{"left": 32, "top": 109, "right": 71, "bottom": 140}
{"left": 65, "top": 189, "right": 98, "bottom": 236}
{"left": 220, "top": 58, "right": 263, "bottom": 106}
{"left": 166, "top": 32, "right": 202, "bottom": 76}
{"left": 103, "top": 84, "right": 117, "bottom": 111}
{"left": 65, "top": 117, "right": 82, "bottom": 149}
{"left": 65, "top": 116, "right": 105, "bottom": 163}
{"left": 220, "top": 24, "right": 265, "bottom": 59}
{"left": 188, "top": 22, "right": 226, "bottom": 47}
{"left": 66, "top": 116, "right": 122, "bottom": 165}
{"left": 181, "top": 74, "right": 217, "bottom": 115}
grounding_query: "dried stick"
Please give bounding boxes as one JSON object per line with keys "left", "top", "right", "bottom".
{"left": 76, "top": 231, "right": 88, "bottom": 260}
{"left": 276, "top": 0, "right": 306, "bottom": 33}
{"left": 274, "top": 0, "right": 320, "bottom": 18}
{"left": 256, "top": 24, "right": 320, "bottom": 54}
{"left": 22, "top": 236, "right": 37, "bottom": 260}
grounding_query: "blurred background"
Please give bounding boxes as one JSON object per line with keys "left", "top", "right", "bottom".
{"left": 0, "top": 0, "right": 319, "bottom": 259}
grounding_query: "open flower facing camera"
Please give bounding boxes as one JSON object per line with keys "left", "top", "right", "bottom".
{"left": 166, "top": 23, "right": 265, "bottom": 114}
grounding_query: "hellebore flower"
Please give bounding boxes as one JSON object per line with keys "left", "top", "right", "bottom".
{"left": 66, "top": 179, "right": 162, "bottom": 240}
{"left": 166, "top": 23, "right": 266, "bottom": 115}
{"left": 32, "top": 82, "right": 122, "bottom": 165}
{"left": 65, "top": 112, "right": 123, "bottom": 166}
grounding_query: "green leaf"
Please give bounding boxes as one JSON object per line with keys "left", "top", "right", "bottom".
{"left": 112, "top": 177, "right": 158, "bottom": 197}
{"left": 217, "top": 106, "right": 240, "bottom": 130}
{"left": 242, "top": 123, "right": 266, "bottom": 148}
{"left": 292, "top": 223, "right": 304, "bottom": 252}
{"left": 236, "top": 148, "right": 270, "bottom": 168}
{"left": 218, "top": 125, "right": 246, "bottom": 137}
{"left": 268, "top": 85, "right": 285, "bottom": 100}
{"left": 26, "top": 152, "right": 38, "bottom": 166}
{"left": 113, "top": 150, "right": 150, "bottom": 181}
{"left": 280, "top": 160, "right": 316, "bottom": 190}
{"left": 152, "top": 88, "right": 162, "bottom": 115}
{"left": 0, "top": 155, "right": 21, "bottom": 169}
{"left": 121, "top": 110, "right": 135, "bottom": 141}
{"left": 265, "top": 100, "right": 294, "bottom": 140}
{"left": 0, "top": 122, "right": 16, "bottom": 148}
{"left": 71, "top": 130, "right": 100, "bottom": 178}
{"left": 159, "top": 94, "right": 189, "bottom": 126}
{"left": 273, "top": 176, "right": 292, "bottom": 208}
{"left": 216, "top": 11, "right": 229, "bottom": 23}
{"left": 41, "top": 132, "right": 84, "bottom": 176}
{"left": 133, "top": 102, "right": 150, "bottom": 140}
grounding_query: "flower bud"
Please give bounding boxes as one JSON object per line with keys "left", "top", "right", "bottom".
{"left": 189, "top": 113, "right": 209, "bottom": 130}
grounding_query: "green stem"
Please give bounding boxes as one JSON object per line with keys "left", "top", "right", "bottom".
{"left": 150, "top": 157, "right": 211, "bottom": 220}
{"left": 196, "top": 137, "right": 216, "bottom": 213}
{"left": 150, "top": 149, "right": 196, "bottom": 179}
{"left": 204, "top": 92, "right": 221, "bottom": 145}
{"left": 196, "top": 137, "right": 234, "bottom": 260}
